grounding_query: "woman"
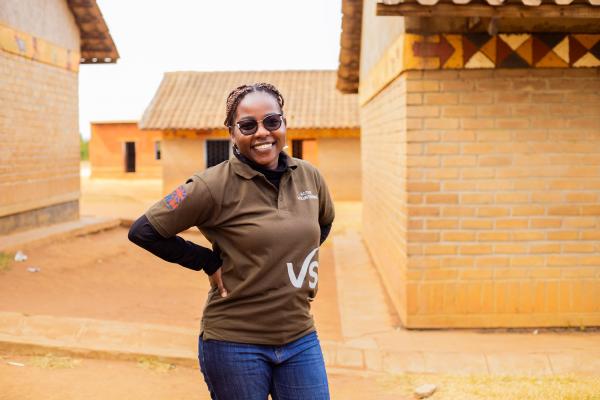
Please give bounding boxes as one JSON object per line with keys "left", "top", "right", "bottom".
{"left": 128, "top": 82, "right": 334, "bottom": 399}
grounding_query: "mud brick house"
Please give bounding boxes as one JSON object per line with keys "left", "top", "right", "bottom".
{"left": 90, "top": 121, "right": 162, "bottom": 179}
{"left": 338, "top": 0, "right": 600, "bottom": 328}
{"left": 0, "top": 0, "right": 118, "bottom": 234}
{"left": 139, "top": 70, "right": 361, "bottom": 200}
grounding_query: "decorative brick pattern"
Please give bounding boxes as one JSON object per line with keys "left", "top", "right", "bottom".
{"left": 361, "top": 33, "right": 600, "bottom": 105}
{"left": 410, "top": 33, "right": 600, "bottom": 69}
{"left": 0, "top": 22, "right": 80, "bottom": 72}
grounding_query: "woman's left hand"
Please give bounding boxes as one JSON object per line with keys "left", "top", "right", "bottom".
{"left": 209, "top": 268, "right": 228, "bottom": 298}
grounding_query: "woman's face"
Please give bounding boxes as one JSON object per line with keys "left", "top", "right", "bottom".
{"left": 231, "top": 91, "right": 286, "bottom": 170}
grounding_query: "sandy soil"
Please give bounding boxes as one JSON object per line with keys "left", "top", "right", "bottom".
{"left": 0, "top": 353, "right": 416, "bottom": 400}
{"left": 0, "top": 226, "right": 341, "bottom": 339}
{"left": 2, "top": 353, "right": 599, "bottom": 400}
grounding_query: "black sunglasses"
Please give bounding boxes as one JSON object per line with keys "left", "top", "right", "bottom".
{"left": 234, "top": 113, "right": 284, "bottom": 136}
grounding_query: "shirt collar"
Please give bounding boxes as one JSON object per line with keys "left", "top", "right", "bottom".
{"left": 230, "top": 149, "right": 297, "bottom": 180}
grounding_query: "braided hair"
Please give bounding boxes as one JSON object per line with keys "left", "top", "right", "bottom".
{"left": 224, "top": 83, "right": 285, "bottom": 131}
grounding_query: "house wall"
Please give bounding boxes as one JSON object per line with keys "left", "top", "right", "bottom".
{"left": 159, "top": 129, "right": 362, "bottom": 200}
{"left": 0, "top": 0, "right": 80, "bottom": 49}
{"left": 361, "top": 63, "right": 600, "bottom": 328}
{"left": 0, "top": 1, "right": 80, "bottom": 234}
{"left": 90, "top": 122, "right": 162, "bottom": 178}
{"left": 318, "top": 138, "right": 362, "bottom": 201}
{"left": 360, "top": 75, "right": 409, "bottom": 321}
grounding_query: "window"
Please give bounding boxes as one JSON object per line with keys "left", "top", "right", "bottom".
{"left": 206, "top": 140, "right": 230, "bottom": 168}
{"left": 154, "top": 141, "right": 161, "bottom": 160}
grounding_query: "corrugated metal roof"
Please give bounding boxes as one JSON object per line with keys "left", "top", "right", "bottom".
{"left": 380, "top": 0, "right": 600, "bottom": 5}
{"left": 140, "top": 70, "right": 360, "bottom": 130}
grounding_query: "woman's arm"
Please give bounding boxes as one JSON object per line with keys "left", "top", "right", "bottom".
{"left": 128, "top": 215, "right": 222, "bottom": 275}
{"left": 319, "top": 223, "right": 332, "bottom": 245}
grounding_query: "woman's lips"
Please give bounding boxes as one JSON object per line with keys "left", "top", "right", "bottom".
{"left": 252, "top": 142, "right": 274, "bottom": 152}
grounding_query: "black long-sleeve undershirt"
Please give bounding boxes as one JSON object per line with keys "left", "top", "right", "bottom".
{"left": 128, "top": 215, "right": 223, "bottom": 275}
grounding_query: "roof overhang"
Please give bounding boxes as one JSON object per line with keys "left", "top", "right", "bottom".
{"left": 67, "top": 0, "right": 119, "bottom": 63}
{"left": 377, "top": 0, "right": 600, "bottom": 18}
{"left": 337, "top": 0, "right": 363, "bottom": 94}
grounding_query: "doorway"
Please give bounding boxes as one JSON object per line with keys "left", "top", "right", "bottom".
{"left": 125, "top": 141, "right": 136, "bottom": 173}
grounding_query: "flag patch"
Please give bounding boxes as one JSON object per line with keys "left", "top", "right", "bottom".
{"left": 164, "top": 185, "right": 187, "bottom": 210}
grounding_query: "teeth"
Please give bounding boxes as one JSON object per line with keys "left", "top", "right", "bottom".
{"left": 254, "top": 143, "right": 273, "bottom": 151}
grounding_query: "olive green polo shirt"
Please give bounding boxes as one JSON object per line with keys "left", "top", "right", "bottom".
{"left": 145, "top": 154, "right": 335, "bottom": 345}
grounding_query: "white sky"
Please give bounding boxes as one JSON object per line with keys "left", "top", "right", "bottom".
{"left": 78, "top": 0, "right": 343, "bottom": 140}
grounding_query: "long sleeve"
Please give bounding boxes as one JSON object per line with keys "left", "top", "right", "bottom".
{"left": 319, "top": 223, "right": 332, "bottom": 245}
{"left": 128, "top": 214, "right": 222, "bottom": 275}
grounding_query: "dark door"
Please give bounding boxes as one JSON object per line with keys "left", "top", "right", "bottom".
{"left": 125, "top": 142, "right": 136, "bottom": 173}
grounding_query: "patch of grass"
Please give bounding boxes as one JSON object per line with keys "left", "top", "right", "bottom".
{"left": 136, "top": 356, "right": 176, "bottom": 373}
{"left": 0, "top": 252, "right": 12, "bottom": 272}
{"left": 30, "top": 354, "right": 81, "bottom": 369}
{"left": 376, "top": 373, "right": 600, "bottom": 400}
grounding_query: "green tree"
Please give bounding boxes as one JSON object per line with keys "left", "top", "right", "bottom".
{"left": 80, "top": 135, "right": 89, "bottom": 161}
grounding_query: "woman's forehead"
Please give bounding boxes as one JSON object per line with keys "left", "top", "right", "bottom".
{"left": 236, "top": 91, "right": 280, "bottom": 116}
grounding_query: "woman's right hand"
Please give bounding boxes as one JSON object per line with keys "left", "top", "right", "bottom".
{"left": 209, "top": 268, "right": 228, "bottom": 298}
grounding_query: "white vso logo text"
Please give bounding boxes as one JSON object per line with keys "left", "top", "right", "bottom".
{"left": 287, "top": 248, "right": 318, "bottom": 289}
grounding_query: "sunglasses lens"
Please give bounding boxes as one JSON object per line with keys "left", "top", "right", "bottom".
{"left": 237, "top": 120, "right": 258, "bottom": 135}
{"left": 263, "top": 115, "right": 282, "bottom": 131}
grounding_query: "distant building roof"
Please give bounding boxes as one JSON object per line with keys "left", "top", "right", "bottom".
{"left": 139, "top": 70, "right": 360, "bottom": 130}
{"left": 67, "top": 0, "right": 119, "bottom": 63}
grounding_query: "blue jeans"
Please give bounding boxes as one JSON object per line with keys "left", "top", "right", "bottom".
{"left": 198, "top": 331, "right": 330, "bottom": 400}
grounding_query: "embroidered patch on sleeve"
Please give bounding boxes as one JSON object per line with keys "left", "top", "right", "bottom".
{"left": 164, "top": 185, "right": 187, "bottom": 210}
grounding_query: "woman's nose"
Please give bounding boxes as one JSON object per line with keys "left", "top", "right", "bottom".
{"left": 254, "top": 124, "right": 270, "bottom": 136}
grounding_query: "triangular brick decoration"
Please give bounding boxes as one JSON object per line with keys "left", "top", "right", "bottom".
{"left": 465, "top": 51, "right": 495, "bottom": 68}
{"left": 438, "top": 35, "right": 456, "bottom": 68}
{"left": 466, "top": 33, "right": 493, "bottom": 48}
{"left": 573, "top": 52, "right": 600, "bottom": 67}
{"left": 499, "top": 34, "right": 530, "bottom": 51}
{"left": 515, "top": 37, "right": 533, "bottom": 65}
{"left": 536, "top": 50, "right": 569, "bottom": 68}
{"left": 537, "top": 33, "right": 567, "bottom": 50}
{"left": 444, "top": 34, "right": 464, "bottom": 68}
{"left": 569, "top": 35, "right": 588, "bottom": 65}
{"left": 498, "top": 52, "right": 530, "bottom": 68}
{"left": 480, "top": 36, "right": 497, "bottom": 64}
{"left": 573, "top": 34, "right": 599, "bottom": 50}
{"left": 496, "top": 36, "right": 514, "bottom": 65}
{"left": 532, "top": 36, "right": 552, "bottom": 66}
{"left": 590, "top": 40, "right": 600, "bottom": 60}
{"left": 462, "top": 36, "right": 479, "bottom": 64}
{"left": 553, "top": 37, "right": 569, "bottom": 64}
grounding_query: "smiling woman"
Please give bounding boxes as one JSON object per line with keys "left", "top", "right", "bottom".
{"left": 225, "top": 86, "right": 287, "bottom": 170}
{"left": 128, "top": 82, "right": 335, "bottom": 399}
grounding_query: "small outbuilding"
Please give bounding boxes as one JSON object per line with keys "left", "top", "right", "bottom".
{"left": 139, "top": 70, "right": 361, "bottom": 201}
{"left": 89, "top": 121, "right": 162, "bottom": 179}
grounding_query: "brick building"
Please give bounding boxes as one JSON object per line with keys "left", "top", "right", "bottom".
{"left": 140, "top": 70, "right": 361, "bottom": 200}
{"left": 90, "top": 121, "right": 162, "bottom": 179}
{"left": 0, "top": 0, "right": 118, "bottom": 234}
{"left": 338, "top": 0, "right": 600, "bottom": 328}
